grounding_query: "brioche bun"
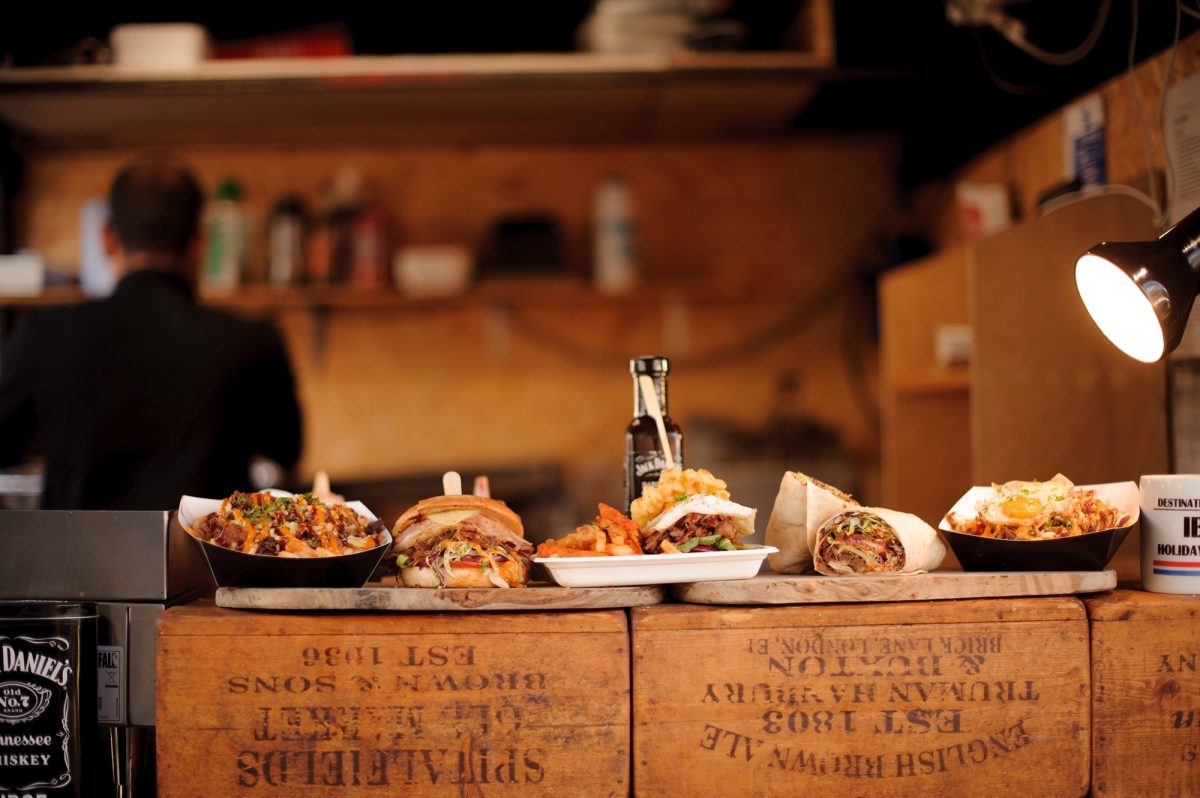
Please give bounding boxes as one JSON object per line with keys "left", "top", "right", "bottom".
{"left": 392, "top": 494, "right": 524, "bottom": 541}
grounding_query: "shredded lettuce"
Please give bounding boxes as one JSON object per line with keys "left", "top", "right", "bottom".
{"left": 677, "top": 534, "right": 738, "bottom": 553}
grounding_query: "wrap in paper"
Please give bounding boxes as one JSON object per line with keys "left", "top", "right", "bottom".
{"left": 812, "top": 506, "right": 946, "bottom": 575}
{"left": 764, "top": 472, "right": 857, "bottom": 574}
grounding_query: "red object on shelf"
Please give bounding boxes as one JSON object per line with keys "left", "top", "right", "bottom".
{"left": 351, "top": 211, "right": 390, "bottom": 289}
{"left": 211, "top": 24, "right": 353, "bottom": 59}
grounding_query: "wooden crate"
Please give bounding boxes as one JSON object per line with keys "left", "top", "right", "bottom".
{"left": 1088, "top": 589, "right": 1200, "bottom": 797}
{"left": 632, "top": 599, "right": 1090, "bottom": 797}
{"left": 157, "top": 603, "right": 630, "bottom": 797}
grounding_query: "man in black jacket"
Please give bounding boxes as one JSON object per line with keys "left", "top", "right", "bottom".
{"left": 0, "top": 157, "right": 302, "bottom": 509}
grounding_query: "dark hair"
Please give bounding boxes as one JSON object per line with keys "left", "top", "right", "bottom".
{"left": 108, "top": 158, "right": 204, "bottom": 255}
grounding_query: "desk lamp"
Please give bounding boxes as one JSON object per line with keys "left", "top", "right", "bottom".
{"left": 1075, "top": 206, "right": 1200, "bottom": 362}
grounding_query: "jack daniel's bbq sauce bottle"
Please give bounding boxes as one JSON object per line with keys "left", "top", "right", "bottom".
{"left": 624, "top": 356, "right": 684, "bottom": 513}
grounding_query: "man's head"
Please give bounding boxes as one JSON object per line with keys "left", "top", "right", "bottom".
{"left": 104, "top": 157, "right": 204, "bottom": 277}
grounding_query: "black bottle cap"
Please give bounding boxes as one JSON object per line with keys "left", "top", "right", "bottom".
{"left": 271, "top": 196, "right": 306, "bottom": 218}
{"left": 630, "top": 356, "right": 670, "bottom": 375}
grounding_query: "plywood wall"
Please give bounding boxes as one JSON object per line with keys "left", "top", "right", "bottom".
{"left": 922, "top": 30, "right": 1200, "bottom": 245}
{"left": 14, "top": 138, "right": 901, "bottom": 508}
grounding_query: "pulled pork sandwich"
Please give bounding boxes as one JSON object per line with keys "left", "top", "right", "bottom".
{"left": 391, "top": 494, "right": 532, "bottom": 588}
{"left": 630, "top": 468, "right": 756, "bottom": 554}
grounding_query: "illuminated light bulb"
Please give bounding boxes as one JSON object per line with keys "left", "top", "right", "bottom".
{"left": 1075, "top": 253, "right": 1164, "bottom": 363}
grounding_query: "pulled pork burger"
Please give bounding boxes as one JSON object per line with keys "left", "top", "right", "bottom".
{"left": 391, "top": 495, "right": 532, "bottom": 588}
{"left": 631, "top": 467, "right": 757, "bottom": 554}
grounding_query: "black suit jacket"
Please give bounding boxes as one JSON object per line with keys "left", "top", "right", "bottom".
{"left": 0, "top": 270, "right": 303, "bottom": 509}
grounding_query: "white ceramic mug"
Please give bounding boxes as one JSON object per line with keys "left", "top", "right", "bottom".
{"left": 1140, "top": 474, "right": 1200, "bottom": 594}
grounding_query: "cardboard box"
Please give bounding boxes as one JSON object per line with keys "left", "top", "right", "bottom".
{"left": 157, "top": 603, "right": 630, "bottom": 796}
{"left": 632, "top": 598, "right": 1090, "bottom": 797}
{"left": 1088, "top": 589, "right": 1200, "bottom": 797}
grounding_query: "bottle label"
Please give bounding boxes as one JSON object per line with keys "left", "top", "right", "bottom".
{"left": 633, "top": 451, "right": 676, "bottom": 480}
{"left": 625, "top": 437, "right": 684, "bottom": 512}
{"left": 96, "top": 646, "right": 123, "bottom": 725}
{"left": 0, "top": 635, "right": 74, "bottom": 791}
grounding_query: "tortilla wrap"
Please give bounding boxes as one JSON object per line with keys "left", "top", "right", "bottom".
{"left": 765, "top": 472, "right": 857, "bottom": 574}
{"left": 812, "top": 506, "right": 946, "bottom": 575}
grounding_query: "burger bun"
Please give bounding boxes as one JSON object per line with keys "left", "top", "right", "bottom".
{"left": 392, "top": 493, "right": 524, "bottom": 539}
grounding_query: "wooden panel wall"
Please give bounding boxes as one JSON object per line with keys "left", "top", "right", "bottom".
{"left": 970, "top": 194, "right": 1166, "bottom": 485}
{"left": 922, "top": 31, "right": 1200, "bottom": 246}
{"left": 13, "top": 138, "right": 900, "bottom": 512}
{"left": 878, "top": 246, "right": 972, "bottom": 531}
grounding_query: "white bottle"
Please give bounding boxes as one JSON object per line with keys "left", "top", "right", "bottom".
{"left": 268, "top": 196, "right": 305, "bottom": 288}
{"left": 80, "top": 198, "right": 115, "bottom": 297}
{"left": 203, "top": 178, "right": 246, "bottom": 291}
{"left": 592, "top": 175, "right": 637, "bottom": 294}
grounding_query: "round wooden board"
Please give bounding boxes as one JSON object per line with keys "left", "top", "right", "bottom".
{"left": 215, "top": 581, "right": 665, "bottom": 611}
{"left": 671, "top": 569, "right": 1118, "bottom": 605}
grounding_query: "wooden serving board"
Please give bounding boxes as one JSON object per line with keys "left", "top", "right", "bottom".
{"left": 672, "top": 569, "right": 1116, "bottom": 605}
{"left": 215, "top": 580, "right": 664, "bottom": 611}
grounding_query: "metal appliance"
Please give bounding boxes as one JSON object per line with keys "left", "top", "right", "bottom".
{"left": 0, "top": 510, "right": 211, "bottom": 796}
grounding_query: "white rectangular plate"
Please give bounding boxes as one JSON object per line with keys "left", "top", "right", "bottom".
{"left": 533, "top": 545, "right": 778, "bottom": 588}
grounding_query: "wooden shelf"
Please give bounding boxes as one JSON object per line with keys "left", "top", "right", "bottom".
{"left": 0, "top": 286, "right": 84, "bottom": 307}
{"left": 0, "top": 278, "right": 785, "bottom": 314}
{"left": 0, "top": 49, "right": 841, "bottom": 147}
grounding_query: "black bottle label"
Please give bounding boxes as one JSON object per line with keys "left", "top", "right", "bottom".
{"left": 624, "top": 428, "right": 683, "bottom": 512}
{"left": 0, "top": 635, "right": 75, "bottom": 792}
{"left": 633, "top": 451, "right": 675, "bottom": 481}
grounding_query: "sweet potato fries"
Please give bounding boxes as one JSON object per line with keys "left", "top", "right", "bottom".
{"left": 537, "top": 504, "right": 644, "bottom": 557}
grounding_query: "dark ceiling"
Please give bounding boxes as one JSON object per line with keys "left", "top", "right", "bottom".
{"left": 805, "top": 1, "right": 1200, "bottom": 186}
{"left": 1, "top": 1, "right": 1196, "bottom": 188}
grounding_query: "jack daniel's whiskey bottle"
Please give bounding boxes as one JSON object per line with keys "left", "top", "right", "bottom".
{"left": 624, "top": 356, "right": 684, "bottom": 513}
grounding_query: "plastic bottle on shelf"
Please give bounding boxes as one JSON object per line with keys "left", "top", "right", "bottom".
{"left": 351, "top": 210, "right": 389, "bottom": 289}
{"left": 592, "top": 174, "right": 638, "bottom": 294}
{"left": 267, "top": 196, "right": 306, "bottom": 288}
{"left": 328, "top": 168, "right": 363, "bottom": 284}
{"left": 202, "top": 178, "right": 246, "bottom": 291}
{"left": 306, "top": 182, "right": 334, "bottom": 285}
{"left": 305, "top": 169, "right": 362, "bottom": 285}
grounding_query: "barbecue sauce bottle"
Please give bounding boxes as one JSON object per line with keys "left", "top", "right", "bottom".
{"left": 624, "top": 356, "right": 684, "bottom": 513}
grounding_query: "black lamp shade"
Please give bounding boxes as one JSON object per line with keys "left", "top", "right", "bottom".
{"left": 1076, "top": 206, "right": 1200, "bottom": 362}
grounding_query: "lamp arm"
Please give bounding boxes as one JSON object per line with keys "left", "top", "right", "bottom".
{"left": 1161, "top": 205, "right": 1200, "bottom": 282}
